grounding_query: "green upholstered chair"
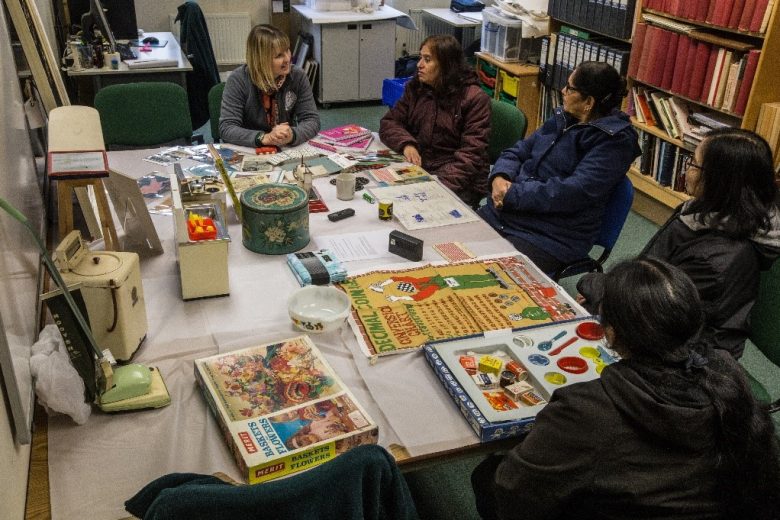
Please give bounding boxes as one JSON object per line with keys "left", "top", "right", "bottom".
{"left": 208, "top": 82, "right": 225, "bottom": 142}
{"left": 746, "top": 260, "right": 780, "bottom": 413}
{"left": 488, "top": 99, "right": 527, "bottom": 164}
{"left": 94, "top": 82, "right": 201, "bottom": 149}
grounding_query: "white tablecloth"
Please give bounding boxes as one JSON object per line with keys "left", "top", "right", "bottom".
{"left": 46, "top": 148, "right": 522, "bottom": 519}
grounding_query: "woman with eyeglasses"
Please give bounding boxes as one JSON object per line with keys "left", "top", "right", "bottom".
{"left": 578, "top": 127, "right": 780, "bottom": 358}
{"left": 472, "top": 258, "right": 780, "bottom": 520}
{"left": 478, "top": 61, "right": 641, "bottom": 273}
{"left": 219, "top": 24, "right": 320, "bottom": 148}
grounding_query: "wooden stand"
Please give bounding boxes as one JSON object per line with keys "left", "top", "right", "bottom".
{"left": 48, "top": 106, "right": 119, "bottom": 250}
{"left": 56, "top": 178, "right": 118, "bottom": 251}
{"left": 475, "top": 53, "right": 541, "bottom": 135}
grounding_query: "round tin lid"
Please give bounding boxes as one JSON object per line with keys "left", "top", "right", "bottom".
{"left": 69, "top": 253, "right": 123, "bottom": 277}
{"left": 241, "top": 183, "right": 308, "bottom": 214}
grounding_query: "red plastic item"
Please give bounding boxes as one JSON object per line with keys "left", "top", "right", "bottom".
{"left": 576, "top": 321, "right": 605, "bottom": 340}
{"left": 187, "top": 214, "right": 217, "bottom": 241}
{"left": 557, "top": 356, "right": 588, "bottom": 374}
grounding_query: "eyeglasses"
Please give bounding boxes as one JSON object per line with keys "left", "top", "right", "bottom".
{"left": 563, "top": 83, "right": 582, "bottom": 95}
{"left": 682, "top": 155, "right": 702, "bottom": 171}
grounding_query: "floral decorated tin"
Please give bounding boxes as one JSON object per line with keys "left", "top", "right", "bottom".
{"left": 240, "top": 183, "right": 310, "bottom": 254}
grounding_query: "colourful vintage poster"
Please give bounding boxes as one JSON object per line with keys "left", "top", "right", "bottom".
{"left": 339, "top": 256, "right": 585, "bottom": 356}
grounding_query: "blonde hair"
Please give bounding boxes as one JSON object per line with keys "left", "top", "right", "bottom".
{"left": 246, "top": 24, "right": 290, "bottom": 93}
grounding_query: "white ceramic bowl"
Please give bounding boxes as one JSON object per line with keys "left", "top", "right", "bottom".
{"left": 288, "top": 285, "right": 351, "bottom": 333}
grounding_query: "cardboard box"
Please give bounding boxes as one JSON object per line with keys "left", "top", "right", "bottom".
{"left": 195, "top": 336, "right": 378, "bottom": 483}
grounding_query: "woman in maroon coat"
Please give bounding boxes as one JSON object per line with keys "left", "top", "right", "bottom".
{"left": 379, "top": 35, "right": 491, "bottom": 207}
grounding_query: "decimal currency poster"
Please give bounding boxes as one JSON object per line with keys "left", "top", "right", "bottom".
{"left": 338, "top": 255, "right": 587, "bottom": 357}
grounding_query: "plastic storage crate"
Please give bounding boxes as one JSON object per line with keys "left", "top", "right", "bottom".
{"left": 382, "top": 76, "right": 411, "bottom": 107}
{"left": 480, "top": 8, "right": 539, "bottom": 63}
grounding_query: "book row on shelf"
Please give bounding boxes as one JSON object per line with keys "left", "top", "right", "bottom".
{"left": 635, "top": 129, "right": 692, "bottom": 193}
{"left": 630, "top": 85, "right": 735, "bottom": 145}
{"left": 628, "top": 21, "right": 760, "bottom": 116}
{"left": 644, "top": 0, "right": 774, "bottom": 34}
{"left": 538, "top": 29, "right": 631, "bottom": 91}
{"left": 548, "top": 0, "right": 638, "bottom": 40}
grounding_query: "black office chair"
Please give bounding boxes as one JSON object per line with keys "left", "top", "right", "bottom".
{"left": 552, "top": 176, "right": 634, "bottom": 282}
{"left": 94, "top": 82, "right": 203, "bottom": 149}
{"left": 208, "top": 82, "right": 225, "bottom": 142}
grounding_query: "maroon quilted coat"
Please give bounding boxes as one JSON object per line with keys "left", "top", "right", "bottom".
{"left": 379, "top": 77, "right": 491, "bottom": 206}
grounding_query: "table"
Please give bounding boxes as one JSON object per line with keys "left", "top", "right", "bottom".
{"left": 67, "top": 32, "right": 192, "bottom": 105}
{"left": 422, "top": 8, "right": 483, "bottom": 50}
{"left": 41, "top": 145, "right": 539, "bottom": 519}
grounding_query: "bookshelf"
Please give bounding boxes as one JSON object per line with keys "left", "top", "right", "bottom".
{"left": 474, "top": 52, "right": 540, "bottom": 136}
{"left": 625, "top": 0, "right": 780, "bottom": 223}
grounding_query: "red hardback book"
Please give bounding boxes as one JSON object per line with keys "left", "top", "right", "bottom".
{"left": 696, "top": 0, "right": 712, "bottom": 21}
{"left": 699, "top": 47, "right": 721, "bottom": 102}
{"left": 734, "top": 49, "right": 761, "bottom": 114}
{"left": 687, "top": 42, "right": 714, "bottom": 100}
{"left": 679, "top": 38, "right": 699, "bottom": 96}
{"left": 728, "top": 0, "right": 747, "bottom": 27}
{"left": 670, "top": 36, "right": 692, "bottom": 94}
{"left": 714, "top": 0, "right": 736, "bottom": 26}
{"left": 636, "top": 26, "right": 661, "bottom": 83}
{"left": 660, "top": 32, "right": 680, "bottom": 90}
{"left": 739, "top": 0, "right": 759, "bottom": 30}
{"left": 706, "top": 0, "right": 720, "bottom": 22}
{"left": 627, "top": 23, "right": 648, "bottom": 79}
{"left": 636, "top": 89, "right": 657, "bottom": 126}
{"left": 749, "top": 0, "right": 770, "bottom": 31}
{"left": 649, "top": 29, "right": 672, "bottom": 86}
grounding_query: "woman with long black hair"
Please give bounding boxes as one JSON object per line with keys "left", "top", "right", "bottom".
{"left": 473, "top": 258, "right": 780, "bottom": 519}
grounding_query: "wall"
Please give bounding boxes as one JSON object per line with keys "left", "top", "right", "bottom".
{"left": 134, "top": 0, "right": 271, "bottom": 33}
{"left": 0, "top": 381, "right": 30, "bottom": 520}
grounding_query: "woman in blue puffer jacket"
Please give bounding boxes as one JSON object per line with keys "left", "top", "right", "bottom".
{"left": 478, "top": 61, "right": 641, "bottom": 273}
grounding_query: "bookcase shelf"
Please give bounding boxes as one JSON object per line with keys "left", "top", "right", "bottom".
{"left": 643, "top": 8, "right": 769, "bottom": 39}
{"left": 626, "top": 0, "right": 780, "bottom": 220}
{"left": 630, "top": 77, "right": 745, "bottom": 119}
{"left": 628, "top": 166, "right": 690, "bottom": 208}
{"left": 631, "top": 117, "right": 692, "bottom": 149}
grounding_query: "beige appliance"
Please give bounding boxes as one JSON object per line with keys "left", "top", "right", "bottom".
{"left": 171, "top": 173, "right": 231, "bottom": 300}
{"left": 54, "top": 230, "right": 148, "bottom": 361}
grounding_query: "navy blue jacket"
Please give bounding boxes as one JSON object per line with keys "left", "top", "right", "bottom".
{"left": 479, "top": 107, "right": 640, "bottom": 263}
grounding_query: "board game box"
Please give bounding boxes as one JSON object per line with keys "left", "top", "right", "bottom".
{"left": 338, "top": 255, "right": 588, "bottom": 357}
{"left": 423, "top": 319, "right": 618, "bottom": 442}
{"left": 194, "top": 336, "right": 378, "bottom": 484}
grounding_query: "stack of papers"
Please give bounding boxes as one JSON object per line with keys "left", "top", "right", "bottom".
{"left": 125, "top": 58, "right": 178, "bottom": 69}
{"left": 310, "top": 124, "right": 374, "bottom": 152}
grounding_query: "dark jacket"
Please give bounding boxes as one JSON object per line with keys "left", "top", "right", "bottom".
{"left": 379, "top": 78, "right": 491, "bottom": 206}
{"left": 578, "top": 202, "right": 780, "bottom": 358}
{"left": 491, "top": 354, "right": 740, "bottom": 520}
{"left": 219, "top": 65, "right": 320, "bottom": 148}
{"left": 478, "top": 107, "right": 640, "bottom": 263}
{"left": 124, "top": 445, "right": 419, "bottom": 520}
{"left": 175, "top": 2, "right": 220, "bottom": 129}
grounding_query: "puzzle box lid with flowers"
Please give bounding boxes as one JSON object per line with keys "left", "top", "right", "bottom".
{"left": 194, "top": 335, "right": 378, "bottom": 484}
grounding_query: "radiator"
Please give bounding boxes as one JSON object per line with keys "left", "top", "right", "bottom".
{"left": 397, "top": 8, "right": 478, "bottom": 57}
{"left": 169, "top": 13, "right": 250, "bottom": 66}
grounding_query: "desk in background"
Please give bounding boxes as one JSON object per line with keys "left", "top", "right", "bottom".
{"left": 422, "top": 8, "right": 482, "bottom": 50}
{"left": 67, "top": 32, "right": 192, "bottom": 105}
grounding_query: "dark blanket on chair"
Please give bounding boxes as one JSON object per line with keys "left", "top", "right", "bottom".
{"left": 125, "top": 444, "right": 420, "bottom": 520}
